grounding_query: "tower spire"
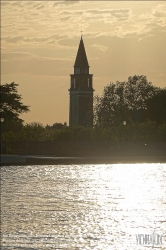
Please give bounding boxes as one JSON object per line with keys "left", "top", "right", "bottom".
{"left": 74, "top": 36, "right": 89, "bottom": 67}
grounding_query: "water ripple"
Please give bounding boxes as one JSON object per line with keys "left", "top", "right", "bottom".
{"left": 1, "top": 163, "right": 166, "bottom": 249}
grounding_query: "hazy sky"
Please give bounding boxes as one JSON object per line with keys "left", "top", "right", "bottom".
{"left": 2, "top": 1, "right": 166, "bottom": 125}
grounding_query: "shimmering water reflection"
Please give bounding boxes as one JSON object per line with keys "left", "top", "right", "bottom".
{"left": 1, "top": 163, "right": 166, "bottom": 249}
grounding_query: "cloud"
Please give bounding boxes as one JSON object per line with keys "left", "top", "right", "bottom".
{"left": 1, "top": 1, "right": 166, "bottom": 52}
{"left": 33, "top": 2, "right": 46, "bottom": 10}
{"left": 1, "top": 1, "right": 11, "bottom": 7}
{"left": 108, "top": 8, "right": 131, "bottom": 21}
{"left": 91, "top": 43, "right": 108, "bottom": 52}
{"left": 58, "top": 8, "right": 131, "bottom": 23}
{"left": 2, "top": 36, "right": 24, "bottom": 44}
{"left": 60, "top": 16, "right": 71, "bottom": 21}
{"left": 53, "top": 0, "right": 80, "bottom": 8}
{"left": 1, "top": 52, "right": 35, "bottom": 62}
{"left": 2, "top": 34, "right": 77, "bottom": 50}
{"left": 152, "top": 3, "right": 166, "bottom": 18}
{"left": 1, "top": 51, "right": 73, "bottom": 63}
{"left": 137, "top": 4, "right": 166, "bottom": 26}
{"left": 1, "top": 2, "right": 132, "bottom": 44}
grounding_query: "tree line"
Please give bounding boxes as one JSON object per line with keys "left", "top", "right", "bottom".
{"left": 1, "top": 76, "right": 166, "bottom": 152}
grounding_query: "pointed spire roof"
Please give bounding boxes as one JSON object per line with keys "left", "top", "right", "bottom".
{"left": 74, "top": 36, "right": 89, "bottom": 67}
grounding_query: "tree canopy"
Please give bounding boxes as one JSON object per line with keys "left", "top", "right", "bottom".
{"left": 146, "top": 88, "right": 166, "bottom": 124}
{"left": 94, "top": 75, "right": 165, "bottom": 127}
{"left": 0, "top": 82, "right": 30, "bottom": 123}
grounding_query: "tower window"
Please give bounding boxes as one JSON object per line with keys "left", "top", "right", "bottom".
{"left": 74, "top": 79, "right": 76, "bottom": 88}
{"left": 75, "top": 68, "right": 80, "bottom": 74}
{"left": 82, "top": 68, "right": 87, "bottom": 74}
{"left": 88, "top": 78, "right": 89, "bottom": 88}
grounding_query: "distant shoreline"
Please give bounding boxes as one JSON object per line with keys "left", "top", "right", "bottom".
{"left": 1, "top": 155, "right": 166, "bottom": 166}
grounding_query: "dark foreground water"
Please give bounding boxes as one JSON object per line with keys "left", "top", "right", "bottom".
{"left": 1, "top": 164, "right": 166, "bottom": 250}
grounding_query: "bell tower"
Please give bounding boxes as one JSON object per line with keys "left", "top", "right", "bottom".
{"left": 69, "top": 36, "right": 94, "bottom": 126}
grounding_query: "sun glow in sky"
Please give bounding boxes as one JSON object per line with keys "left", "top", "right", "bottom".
{"left": 1, "top": 1, "right": 166, "bottom": 125}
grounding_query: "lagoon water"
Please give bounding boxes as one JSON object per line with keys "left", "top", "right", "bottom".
{"left": 1, "top": 164, "right": 166, "bottom": 249}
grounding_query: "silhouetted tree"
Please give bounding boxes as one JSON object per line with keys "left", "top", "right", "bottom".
{"left": 0, "top": 82, "right": 30, "bottom": 123}
{"left": 52, "top": 122, "right": 67, "bottom": 129}
{"left": 146, "top": 88, "right": 166, "bottom": 124}
{"left": 20, "top": 122, "right": 45, "bottom": 141}
{"left": 94, "top": 75, "right": 156, "bottom": 127}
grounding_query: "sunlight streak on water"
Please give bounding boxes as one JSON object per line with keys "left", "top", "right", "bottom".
{"left": 1, "top": 163, "right": 166, "bottom": 249}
